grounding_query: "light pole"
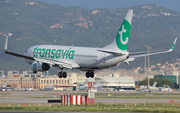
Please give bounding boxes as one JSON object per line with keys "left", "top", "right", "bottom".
{"left": 146, "top": 45, "right": 151, "bottom": 87}
{"left": 144, "top": 56, "right": 146, "bottom": 77}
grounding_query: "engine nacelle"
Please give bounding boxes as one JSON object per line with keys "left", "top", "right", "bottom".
{"left": 31, "top": 61, "right": 50, "bottom": 72}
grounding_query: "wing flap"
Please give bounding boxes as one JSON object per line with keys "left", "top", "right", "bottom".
{"left": 34, "top": 58, "right": 79, "bottom": 69}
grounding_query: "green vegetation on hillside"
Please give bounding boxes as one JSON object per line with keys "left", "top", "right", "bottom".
{"left": 0, "top": 0, "right": 180, "bottom": 74}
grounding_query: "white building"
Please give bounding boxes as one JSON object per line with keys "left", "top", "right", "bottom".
{"left": 96, "top": 77, "right": 135, "bottom": 90}
{"left": 76, "top": 77, "right": 135, "bottom": 90}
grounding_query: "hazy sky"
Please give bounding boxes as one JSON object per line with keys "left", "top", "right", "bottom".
{"left": 37, "top": 0, "right": 180, "bottom": 13}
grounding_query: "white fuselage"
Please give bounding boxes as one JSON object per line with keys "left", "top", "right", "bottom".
{"left": 24, "top": 45, "right": 128, "bottom": 70}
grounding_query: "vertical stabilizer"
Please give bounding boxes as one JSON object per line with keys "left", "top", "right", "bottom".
{"left": 2, "top": 81, "right": 7, "bottom": 87}
{"left": 152, "top": 81, "right": 157, "bottom": 87}
{"left": 4, "top": 35, "right": 8, "bottom": 52}
{"left": 103, "top": 10, "right": 133, "bottom": 52}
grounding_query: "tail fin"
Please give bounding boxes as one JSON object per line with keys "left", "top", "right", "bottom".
{"left": 103, "top": 10, "right": 133, "bottom": 52}
{"left": 152, "top": 81, "right": 157, "bottom": 87}
{"left": 169, "top": 37, "right": 177, "bottom": 52}
{"left": 116, "top": 10, "right": 133, "bottom": 51}
{"left": 2, "top": 81, "right": 7, "bottom": 87}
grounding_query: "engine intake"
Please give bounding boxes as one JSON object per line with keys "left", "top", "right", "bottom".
{"left": 31, "top": 61, "right": 50, "bottom": 72}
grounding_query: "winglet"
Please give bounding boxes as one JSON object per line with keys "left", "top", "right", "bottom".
{"left": 3, "top": 34, "right": 8, "bottom": 52}
{"left": 169, "top": 37, "right": 177, "bottom": 52}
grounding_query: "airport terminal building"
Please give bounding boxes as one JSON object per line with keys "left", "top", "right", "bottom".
{"left": 0, "top": 70, "right": 74, "bottom": 90}
{"left": 77, "top": 77, "right": 135, "bottom": 90}
{"left": 154, "top": 74, "right": 179, "bottom": 89}
{"left": 0, "top": 70, "right": 135, "bottom": 91}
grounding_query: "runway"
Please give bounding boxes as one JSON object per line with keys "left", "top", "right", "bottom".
{"left": 0, "top": 90, "right": 180, "bottom": 104}
{"left": 0, "top": 98, "right": 180, "bottom": 104}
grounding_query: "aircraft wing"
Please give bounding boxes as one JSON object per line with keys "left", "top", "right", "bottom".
{"left": 4, "top": 35, "right": 79, "bottom": 69}
{"left": 129, "top": 37, "right": 177, "bottom": 58}
{"left": 4, "top": 50, "right": 35, "bottom": 60}
{"left": 4, "top": 35, "right": 35, "bottom": 60}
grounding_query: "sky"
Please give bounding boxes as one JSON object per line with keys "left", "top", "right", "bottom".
{"left": 37, "top": 0, "right": 180, "bottom": 13}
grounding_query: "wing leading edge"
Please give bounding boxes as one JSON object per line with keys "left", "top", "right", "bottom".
{"left": 3, "top": 35, "right": 34, "bottom": 60}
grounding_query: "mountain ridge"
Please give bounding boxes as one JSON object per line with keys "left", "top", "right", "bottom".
{"left": 0, "top": 0, "right": 180, "bottom": 74}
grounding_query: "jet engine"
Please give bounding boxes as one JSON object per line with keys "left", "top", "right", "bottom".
{"left": 31, "top": 61, "right": 50, "bottom": 72}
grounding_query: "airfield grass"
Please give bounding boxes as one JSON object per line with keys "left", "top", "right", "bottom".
{"left": 0, "top": 93, "right": 11, "bottom": 95}
{"left": 0, "top": 103, "right": 180, "bottom": 112}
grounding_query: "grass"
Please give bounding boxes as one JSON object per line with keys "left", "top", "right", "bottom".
{"left": 0, "top": 103, "right": 180, "bottom": 112}
{"left": 0, "top": 93, "right": 10, "bottom": 95}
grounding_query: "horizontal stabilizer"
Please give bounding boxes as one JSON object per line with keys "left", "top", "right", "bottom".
{"left": 129, "top": 37, "right": 177, "bottom": 58}
{"left": 96, "top": 49, "right": 129, "bottom": 55}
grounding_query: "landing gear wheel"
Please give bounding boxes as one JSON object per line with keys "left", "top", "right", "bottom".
{"left": 62, "top": 72, "right": 67, "bottom": 78}
{"left": 58, "top": 72, "right": 63, "bottom": 78}
{"left": 86, "top": 72, "right": 90, "bottom": 78}
{"left": 86, "top": 71, "right": 94, "bottom": 78}
{"left": 90, "top": 72, "right": 94, "bottom": 78}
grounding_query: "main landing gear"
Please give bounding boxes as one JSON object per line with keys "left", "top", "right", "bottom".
{"left": 58, "top": 67, "right": 67, "bottom": 78}
{"left": 86, "top": 71, "right": 94, "bottom": 78}
{"left": 58, "top": 68, "right": 94, "bottom": 78}
{"left": 58, "top": 71, "right": 67, "bottom": 78}
{"left": 33, "top": 71, "right": 37, "bottom": 74}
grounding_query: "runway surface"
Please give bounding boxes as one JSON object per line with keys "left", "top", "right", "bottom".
{"left": 0, "top": 90, "right": 180, "bottom": 104}
{"left": 0, "top": 98, "right": 180, "bottom": 104}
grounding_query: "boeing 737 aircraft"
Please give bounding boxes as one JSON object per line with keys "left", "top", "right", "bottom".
{"left": 137, "top": 81, "right": 157, "bottom": 93}
{"left": 3, "top": 10, "right": 177, "bottom": 78}
{"left": 0, "top": 81, "right": 7, "bottom": 88}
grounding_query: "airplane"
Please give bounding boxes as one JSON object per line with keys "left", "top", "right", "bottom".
{"left": 0, "top": 75, "right": 6, "bottom": 79}
{"left": 3, "top": 9, "right": 177, "bottom": 78}
{"left": 0, "top": 81, "right": 8, "bottom": 91}
{"left": 137, "top": 81, "right": 157, "bottom": 93}
{"left": 78, "top": 81, "right": 102, "bottom": 91}
{"left": 159, "top": 84, "right": 173, "bottom": 92}
{"left": 0, "top": 81, "right": 7, "bottom": 88}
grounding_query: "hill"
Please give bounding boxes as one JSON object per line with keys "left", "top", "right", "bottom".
{"left": 0, "top": 0, "right": 180, "bottom": 74}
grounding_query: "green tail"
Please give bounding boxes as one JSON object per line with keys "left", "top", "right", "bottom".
{"left": 115, "top": 10, "right": 133, "bottom": 51}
